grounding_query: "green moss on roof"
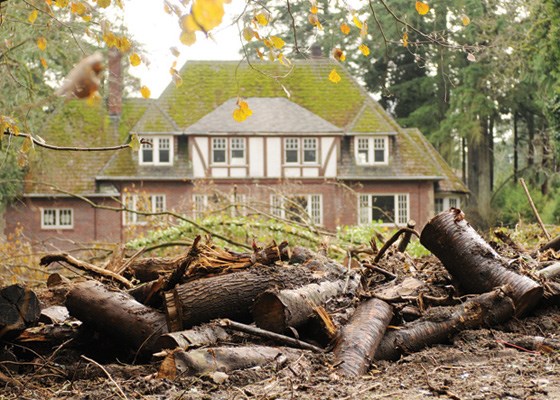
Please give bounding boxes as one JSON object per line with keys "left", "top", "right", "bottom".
{"left": 351, "top": 106, "right": 394, "bottom": 132}
{"left": 158, "top": 60, "right": 371, "bottom": 130}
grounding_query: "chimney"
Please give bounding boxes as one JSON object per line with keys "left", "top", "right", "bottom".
{"left": 107, "top": 47, "right": 122, "bottom": 116}
{"left": 310, "top": 43, "right": 322, "bottom": 58}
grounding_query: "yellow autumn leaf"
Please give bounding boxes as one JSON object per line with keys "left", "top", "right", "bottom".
{"left": 192, "top": 0, "right": 225, "bottom": 32}
{"left": 28, "top": 10, "right": 38, "bottom": 24}
{"left": 55, "top": 0, "right": 69, "bottom": 7}
{"left": 310, "top": 5, "right": 318, "bottom": 14}
{"left": 129, "top": 133, "right": 140, "bottom": 151}
{"left": 255, "top": 12, "right": 269, "bottom": 26}
{"left": 97, "top": 0, "right": 111, "bottom": 8}
{"left": 340, "top": 23, "right": 350, "bottom": 35}
{"left": 180, "top": 30, "right": 197, "bottom": 46}
{"left": 172, "top": 73, "right": 183, "bottom": 87}
{"left": 462, "top": 15, "right": 470, "bottom": 26}
{"left": 40, "top": 57, "right": 48, "bottom": 68}
{"left": 71, "top": 2, "right": 86, "bottom": 14}
{"left": 360, "top": 21, "right": 368, "bottom": 38}
{"left": 81, "top": 14, "right": 92, "bottom": 22}
{"left": 37, "top": 37, "right": 47, "bottom": 51}
{"left": 233, "top": 108, "right": 247, "bottom": 122}
{"left": 270, "top": 36, "right": 285, "bottom": 49}
{"left": 402, "top": 32, "right": 409, "bottom": 47}
{"left": 332, "top": 48, "right": 345, "bottom": 62}
{"left": 352, "top": 15, "right": 362, "bottom": 29}
{"left": 243, "top": 27, "right": 255, "bottom": 41}
{"left": 22, "top": 136, "right": 33, "bottom": 153}
{"left": 103, "top": 32, "right": 117, "bottom": 48}
{"left": 170, "top": 47, "right": 180, "bottom": 57}
{"left": 117, "top": 36, "right": 131, "bottom": 52}
{"left": 17, "top": 152, "right": 28, "bottom": 168}
{"left": 86, "top": 91, "right": 101, "bottom": 106}
{"left": 180, "top": 14, "right": 201, "bottom": 32}
{"left": 416, "top": 1, "right": 429, "bottom": 15}
{"left": 308, "top": 13, "right": 323, "bottom": 29}
{"left": 129, "top": 53, "right": 141, "bottom": 67}
{"left": 256, "top": 48, "right": 264, "bottom": 60}
{"left": 328, "top": 68, "right": 341, "bottom": 83}
{"left": 140, "top": 85, "right": 151, "bottom": 99}
{"left": 359, "top": 43, "right": 370, "bottom": 56}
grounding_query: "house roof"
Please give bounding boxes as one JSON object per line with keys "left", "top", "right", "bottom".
{"left": 185, "top": 97, "right": 342, "bottom": 134}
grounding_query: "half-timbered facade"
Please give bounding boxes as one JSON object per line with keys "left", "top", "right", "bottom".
{"left": 4, "top": 56, "right": 468, "bottom": 248}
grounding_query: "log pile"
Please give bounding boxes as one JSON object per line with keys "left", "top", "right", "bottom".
{"left": 2, "top": 209, "right": 560, "bottom": 383}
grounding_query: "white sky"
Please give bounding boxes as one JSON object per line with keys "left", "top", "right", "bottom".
{"left": 122, "top": 0, "right": 246, "bottom": 97}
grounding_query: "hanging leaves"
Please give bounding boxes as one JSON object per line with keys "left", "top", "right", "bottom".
{"left": 462, "top": 15, "right": 471, "bottom": 26}
{"left": 233, "top": 99, "right": 253, "bottom": 122}
{"left": 71, "top": 2, "right": 87, "bottom": 15}
{"left": 0, "top": 116, "right": 20, "bottom": 136}
{"left": 415, "top": 1, "right": 429, "bottom": 15}
{"left": 254, "top": 12, "right": 269, "bottom": 26}
{"left": 340, "top": 23, "right": 350, "bottom": 35}
{"left": 40, "top": 57, "right": 48, "bottom": 68}
{"left": 28, "top": 10, "right": 38, "bottom": 24}
{"left": 180, "top": 31, "right": 196, "bottom": 46}
{"left": 308, "top": 13, "right": 322, "bottom": 30}
{"left": 359, "top": 43, "right": 370, "bottom": 56}
{"left": 97, "top": 0, "right": 111, "bottom": 8}
{"left": 55, "top": 0, "right": 69, "bottom": 7}
{"left": 328, "top": 68, "right": 341, "bottom": 83}
{"left": 129, "top": 134, "right": 140, "bottom": 151}
{"left": 140, "top": 85, "right": 151, "bottom": 99}
{"left": 21, "top": 136, "right": 34, "bottom": 153}
{"left": 37, "top": 37, "right": 47, "bottom": 51}
{"left": 269, "top": 36, "right": 285, "bottom": 50}
{"left": 332, "top": 48, "right": 345, "bottom": 62}
{"left": 402, "top": 32, "right": 409, "bottom": 47}
{"left": 129, "top": 53, "right": 141, "bottom": 67}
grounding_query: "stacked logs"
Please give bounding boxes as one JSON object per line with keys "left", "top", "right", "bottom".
{"left": 3, "top": 209, "right": 557, "bottom": 380}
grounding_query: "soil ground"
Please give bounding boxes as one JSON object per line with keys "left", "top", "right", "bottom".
{"left": 2, "top": 255, "right": 560, "bottom": 400}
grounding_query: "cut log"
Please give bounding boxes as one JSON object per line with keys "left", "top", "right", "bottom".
{"left": 420, "top": 209, "right": 543, "bottom": 316}
{"left": 39, "top": 305, "right": 70, "bottom": 324}
{"left": 155, "top": 323, "right": 229, "bottom": 351}
{"left": 333, "top": 298, "right": 393, "bottom": 377}
{"left": 0, "top": 284, "right": 41, "bottom": 340}
{"left": 65, "top": 280, "right": 168, "bottom": 356}
{"left": 166, "top": 265, "right": 316, "bottom": 330}
{"left": 158, "top": 346, "right": 302, "bottom": 377}
{"left": 375, "top": 287, "right": 515, "bottom": 361}
{"left": 253, "top": 273, "right": 361, "bottom": 334}
{"left": 539, "top": 235, "right": 560, "bottom": 253}
{"left": 14, "top": 322, "right": 82, "bottom": 355}
{"left": 536, "top": 262, "right": 560, "bottom": 279}
{"left": 289, "top": 246, "right": 346, "bottom": 278}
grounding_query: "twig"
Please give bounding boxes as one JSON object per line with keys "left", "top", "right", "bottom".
{"left": 162, "top": 235, "right": 201, "bottom": 291}
{"left": 80, "top": 355, "right": 129, "bottom": 400}
{"left": 373, "top": 228, "right": 420, "bottom": 263}
{"left": 219, "top": 319, "right": 324, "bottom": 353}
{"left": 40, "top": 253, "right": 133, "bottom": 289}
{"left": 397, "top": 220, "right": 417, "bottom": 252}
{"left": 519, "top": 178, "right": 551, "bottom": 240}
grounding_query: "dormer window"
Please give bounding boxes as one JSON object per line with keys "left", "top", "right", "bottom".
{"left": 211, "top": 137, "right": 246, "bottom": 165}
{"left": 356, "top": 136, "right": 388, "bottom": 165}
{"left": 139, "top": 136, "right": 173, "bottom": 165}
{"left": 284, "top": 137, "right": 318, "bottom": 164}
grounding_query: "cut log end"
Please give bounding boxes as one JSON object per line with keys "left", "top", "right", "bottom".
{"left": 252, "top": 292, "right": 289, "bottom": 333}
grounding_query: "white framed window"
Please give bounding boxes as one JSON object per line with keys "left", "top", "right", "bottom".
{"left": 124, "top": 194, "right": 166, "bottom": 225}
{"left": 284, "top": 138, "right": 319, "bottom": 164}
{"left": 355, "top": 136, "right": 388, "bottom": 165}
{"left": 435, "top": 196, "right": 460, "bottom": 213}
{"left": 358, "top": 194, "right": 409, "bottom": 225}
{"left": 41, "top": 208, "right": 73, "bottom": 229}
{"left": 270, "top": 194, "right": 322, "bottom": 225}
{"left": 211, "top": 137, "right": 246, "bottom": 165}
{"left": 139, "top": 136, "right": 173, "bottom": 165}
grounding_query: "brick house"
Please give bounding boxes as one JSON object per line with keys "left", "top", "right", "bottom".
{"left": 4, "top": 54, "right": 468, "bottom": 248}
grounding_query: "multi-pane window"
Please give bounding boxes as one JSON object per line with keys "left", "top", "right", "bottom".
{"left": 435, "top": 196, "right": 460, "bottom": 213}
{"left": 41, "top": 208, "right": 73, "bottom": 229}
{"left": 358, "top": 194, "right": 409, "bottom": 225}
{"left": 211, "top": 138, "right": 246, "bottom": 165}
{"left": 124, "top": 194, "right": 166, "bottom": 225}
{"left": 284, "top": 138, "right": 318, "bottom": 164}
{"left": 139, "top": 136, "right": 173, "bottom": 165}
{"left": 355, "top": 136, "right": 388, "bottom": 165}
{"left": 271, "top": 194, "right": 322, "bottom": 225}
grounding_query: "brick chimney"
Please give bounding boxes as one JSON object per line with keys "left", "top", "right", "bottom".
{"left": 107, "top": 47, "right": 122, "bottom": 116}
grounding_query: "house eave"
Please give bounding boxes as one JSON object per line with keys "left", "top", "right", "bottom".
{"left": 24, "top": 192, "right": 119, "bottom": 198}
{"left": 346, "top": 131, "right": 398, "bottom": 136}
{"left": 183, "top": 131, "right": 344, "bottom": 136}
{"left": 338, "top": 175, "right": 444, "bottom": 181}
{"left": 96, "top": 175, "right": 191, "bottom": 181}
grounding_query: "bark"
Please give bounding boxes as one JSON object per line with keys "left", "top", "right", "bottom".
{"left": 252, "top": 273, "right": 361, "bottom": 334}
{"left": 535, "top": 262, "right": 560, "bottom": 279}
{"left": 39, "top": 305, "right": 70, "bottom": 324}
{"left": 333, "top": 298, "right": 393, "bottom": 377}
{"left": 375, "top": 288, "right": 515, "bottom": 361}
{"left": 155, "top": 323, "right": 229, "bottom": 351}
{"left": 420, "top": 209, "right": 543, "bottom": 316}
{"left": 65, "top": 280, "right": 168, "bottom": 356}
{"left": 466, "top": 119, "right": 493, "bottom": 224}
{"left": 158, "top": 346, "right": 302, "bottom": 377}
{"left": 540, "top": 235, "right": 560, "bottom": 252}
{"left": 289, "top": 246, "right": 346, "bottom": 278}
{"left": 0, "top": 284, "right": 41, "bottom": 340}
{"left": 14, "top": 322, "right": 81, "bottom": 355}
{"left": 167, "top": 265, "right": 316, "bottom": 330}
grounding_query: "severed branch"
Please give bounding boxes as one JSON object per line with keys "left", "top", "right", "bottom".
{"left": 40, "top": 253, "right": 133, "bottom": 289}
{"left": 219, "top": 319, "right": 324, "bottom": 353}
{"left": 373, "top": 228, "right": 420, "bottom": 263}
{"left": 162, "top": 235, "right": 201, "bottom": 291}
{"left": 519, "top": 178, "right": 551, "bottom": 240}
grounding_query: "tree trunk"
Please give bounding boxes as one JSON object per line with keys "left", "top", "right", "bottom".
{"left": 65, "top": 280, "right": 168, "bottom": 356}
{"left": 333, "top": 298, "right": 393, "bottom": 377}
{"left": 252, "top": 274, "right": 361, "bottom": 334}
{"left": 513, "top": 112, "right": 519, "bottom": 181}
{"left": 467, "top": 117, "right": 493, "bottom": 224}
{"left": 0, "top": 284, "right": 41, "bottom": 340}
{"left": 375, "top": 287, "right": 514, "bottom": 361}
{"left": 167, "top": 266, "right": 316, "bottom": 329}
{"left": 420, "top": 209, "right": 543, "bottom": 316}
